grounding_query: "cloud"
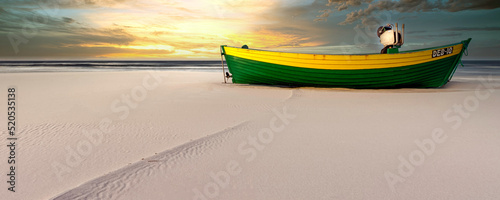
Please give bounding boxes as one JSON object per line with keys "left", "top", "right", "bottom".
{"left": 413, "top": 32, "right": 463, "bottom": 40}
{"left": 51, "top": 0, "right": 135, "bottom": 9}
{"left": 1, "top": 0, "right": 327, "bottom": 59}
{"left": 62, "top": 17, "right": 75, "bottom": 23}
{"left": 0, "top": 0, "right": 134, "bottom": 10}
{"left": 326, "top": 0, "right": 373, "bottom": 11}
{"left": 313, "top": 18, "right": 327, "bottom": 22}
{"left": 228, "top": 2, "right": 332, "bottom": 48}
{"left": 317, "top": 0, "right": 500, "bottom": 25}
{"left": 69, "top": 28, "right": 136, "bottom": 45}
{"left": 2, "top": 0, "right": 496, "bottom": 59}
{"left": 445, "top": 0, "right": 500, "bottom": 12}
{"left": 227, "top": 28, "right": 313, "bottom": 48}
{"left": 316, "top": 9, "right": 332, "bottom": 20}
{"left": 445, "top": 26, "right": 500, "bottom": 31}
{"left": 0, "top": 4, "right": 138, "bottom": 58}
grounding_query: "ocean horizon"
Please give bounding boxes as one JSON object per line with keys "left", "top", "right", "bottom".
{"left": 1, "top": 60, "right": 500, "bottom": 77}
{"left": 0, "top": 60, "right": 224, "bottom": 73}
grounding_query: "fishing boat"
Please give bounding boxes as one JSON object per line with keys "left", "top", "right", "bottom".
{"left": 220, "top": 24, "right": 471, "bottom": 88}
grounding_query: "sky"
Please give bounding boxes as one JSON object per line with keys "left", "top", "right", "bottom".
{"left": 0, "top": 0, "right": 499, "bottom": 60}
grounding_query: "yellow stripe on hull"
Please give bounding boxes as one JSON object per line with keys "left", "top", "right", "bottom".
{"left": 224, "top": 44, "right": 463, "bottom": 70}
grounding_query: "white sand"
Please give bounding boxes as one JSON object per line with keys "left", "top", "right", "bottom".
{"left": 1, "top": 70, "right": 499, "bottom": 200}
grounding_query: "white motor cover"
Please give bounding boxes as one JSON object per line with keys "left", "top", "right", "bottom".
{"left": 380, "top": 30, "right": 397, "bottom": 46}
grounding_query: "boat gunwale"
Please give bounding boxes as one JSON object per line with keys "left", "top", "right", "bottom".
{"left": 224, "top": 44, "right": 462, "bottom": 67}
{"left": 221, "top": 39, "right": 470, "bottom": 56}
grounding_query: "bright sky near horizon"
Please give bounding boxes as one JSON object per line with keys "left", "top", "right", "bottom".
{"left": 0, "top": 0, "right": 499, "bottom": 60}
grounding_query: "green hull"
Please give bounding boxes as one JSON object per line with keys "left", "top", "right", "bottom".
{"left": 226, "top": 54, "right": 459, "bottom": 88}
{"left": 222, "top": 39, "right": 471, "bottom": 88}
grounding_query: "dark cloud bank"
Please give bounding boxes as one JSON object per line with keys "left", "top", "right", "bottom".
{"left": 317, "top": 0, "right": 500, "bottom": 25}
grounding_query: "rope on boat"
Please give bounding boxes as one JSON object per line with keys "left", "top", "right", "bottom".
{"left": 459, "top": 39, "right": 470, "bottom": 67}
{"left": 448, "top": 39, "right": 472, "bottom": 81}
{"left": 220, "top": 46, "right": 227, "bottom": 83}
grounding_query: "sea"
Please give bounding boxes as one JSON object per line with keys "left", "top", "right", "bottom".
{"left": 0, "top": 60, "right": 224, "bottom": 73}
{"left": 0, "top": 60, "right": 499, "bottom": 77}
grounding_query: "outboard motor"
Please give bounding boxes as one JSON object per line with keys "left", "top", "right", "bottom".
{"left": 377, "top": 24, "right": 392, "bottom": 38}
{"left": 377, "top": 23, "right": 404, "bottom": 54}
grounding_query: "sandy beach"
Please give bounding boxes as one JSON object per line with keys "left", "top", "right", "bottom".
{"left": 1, "top": 70, "right": 500, "bottom": 199}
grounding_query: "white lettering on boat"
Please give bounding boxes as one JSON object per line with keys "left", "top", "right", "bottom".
{"left": 432, "top": 47, "right": 453, "bottom": 58}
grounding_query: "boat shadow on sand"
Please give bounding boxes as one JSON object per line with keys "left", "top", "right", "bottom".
{"left": 223, "top": 78, "right": 499, "bottom": 93}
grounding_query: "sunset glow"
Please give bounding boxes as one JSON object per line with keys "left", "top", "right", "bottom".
{"left": 1, "top": 0, "right": 499, "bottom": 59}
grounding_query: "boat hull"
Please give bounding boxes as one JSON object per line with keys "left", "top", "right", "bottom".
{"left": 222, "top": 39, "right": 471, "bottom": 88}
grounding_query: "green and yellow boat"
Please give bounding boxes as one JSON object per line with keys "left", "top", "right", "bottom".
{"left": 220, "top": 38, "right": 471, "bottom": 89}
